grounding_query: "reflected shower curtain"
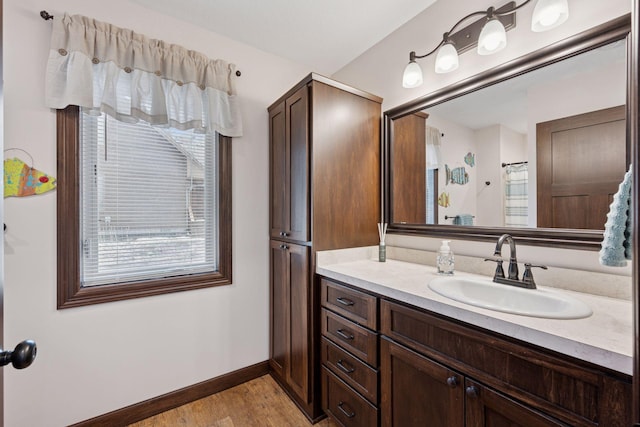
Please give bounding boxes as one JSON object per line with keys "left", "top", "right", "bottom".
{"left": 504, "top": 164, "right": 528, "bottom": 227}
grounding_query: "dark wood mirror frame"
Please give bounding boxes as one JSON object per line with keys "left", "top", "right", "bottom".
{"left": 383, "top": 14, "right": 631, "bottom": 251}
{"left": 630, "top": 4, "right": 639, "bottom": 424}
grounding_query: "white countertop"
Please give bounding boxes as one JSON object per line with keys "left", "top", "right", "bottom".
{"left": 317, "top": 255, "right": 633, "bottom": 375}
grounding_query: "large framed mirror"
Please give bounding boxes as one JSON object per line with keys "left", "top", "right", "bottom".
{"left": 383, "top": 15, "right": 631, "bottom": 250}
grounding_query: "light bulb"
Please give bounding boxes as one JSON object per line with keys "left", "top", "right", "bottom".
{"left": 435, "top": 43, "right": 459, "bottom": 74}
{"left": 402, "top": 61, "right": 423, "bottom": 88}
{"left": 531, "top": 0, "right": 569, "bottom": 32}
{"left": 478, "top": 18, "right": 507, "bottom": 55}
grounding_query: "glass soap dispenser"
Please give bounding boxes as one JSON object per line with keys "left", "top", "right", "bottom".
{"left": 437, "top": 240, "right": 454, "bottom": 275}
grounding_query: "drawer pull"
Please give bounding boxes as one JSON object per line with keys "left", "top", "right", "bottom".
{"left": 336, "top": 297, "right": 355, "bottom": 306}
{"left": 336, "top": 359, "right": 355, "bottom": 374}
{"left": 446, "top": 376, "right": 458, "bottom": 388}
{"left": 336, "top": 329, "right": 354, "bottom": 340}
{"left": 337, "top": 401, "right": 356, "bottom": 418}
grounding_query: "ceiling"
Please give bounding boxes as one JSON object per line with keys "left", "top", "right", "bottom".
{"left": 130, "top": 0, "right": 438, "bottom": 75}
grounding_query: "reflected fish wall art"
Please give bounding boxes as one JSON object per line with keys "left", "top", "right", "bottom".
{"left": 445, "top": 164, "right": 469, "bottom": 185}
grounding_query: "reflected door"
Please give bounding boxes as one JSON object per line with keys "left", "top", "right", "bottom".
{"left": 536, "top": 105, "right": 627, "bottom": 229}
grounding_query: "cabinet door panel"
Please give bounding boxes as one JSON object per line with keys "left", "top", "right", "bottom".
{"left": 380, "top": 337, "right": 463, "bottom": 427}
{"left": 285, "top": 86, "right": 310, "bottom": 242}
{"left": 286, "top": 243, "right": 310, "bottom": 403}
{"left": 465, "top": 380, "right": 568, "bottom": 427}
{"left": 269, "top": 102, "right": 286, "bottom": 239}
{"left": 269, "top": 240, "right": 287, "bottom": 376}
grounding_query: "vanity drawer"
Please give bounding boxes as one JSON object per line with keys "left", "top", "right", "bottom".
{"left": 321, "top": 336, "right": 378, "bottom": 404}
{"left": 322, "top": 308, "right": 378, "bottom": 367}
{"left": 321, "top": 278, "right": 377, "bottom": 329}
{"left": 322, "top": 367, "right": 378, "bottom": 427}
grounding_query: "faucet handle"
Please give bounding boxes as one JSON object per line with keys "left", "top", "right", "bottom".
{"left": 522, "top": 263, "right": 548, "bottom": 288}
{"left": 484, "top": 257, "right": 505, "bottom": 279}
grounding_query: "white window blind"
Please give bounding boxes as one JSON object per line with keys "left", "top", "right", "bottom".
{"left": 79, "top": 109, "right": 219, "bottom": 287}
{"left": 426, "top": 168, "right": 437, "bottom": 224}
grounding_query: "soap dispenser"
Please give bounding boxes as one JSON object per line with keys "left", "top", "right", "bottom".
{"left": 437, "top": 240, "right": 454, "bottom": 275}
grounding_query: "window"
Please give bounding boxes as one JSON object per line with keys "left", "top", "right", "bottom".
{"left": 426, "top": 168, "right": 439, "bottom": 224}
{"left": 57, "top": 106, "right": 232, "bottom": 308}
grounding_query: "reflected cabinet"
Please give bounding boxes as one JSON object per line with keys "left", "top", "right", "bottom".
{"left": 268, "top": 74, "right": 382, "bottom": 420}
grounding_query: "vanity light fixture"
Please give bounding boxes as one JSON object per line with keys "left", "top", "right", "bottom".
{"left": 402, "top": 0, "right": 569, "bottom": 88}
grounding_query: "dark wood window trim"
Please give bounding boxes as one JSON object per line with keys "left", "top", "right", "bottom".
{"left": 57, "top": 106, "right": 232, "bottom": 309}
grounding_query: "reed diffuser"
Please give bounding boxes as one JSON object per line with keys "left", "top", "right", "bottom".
{"left": 377, "top": 223, "right": 387, "bottom": 262}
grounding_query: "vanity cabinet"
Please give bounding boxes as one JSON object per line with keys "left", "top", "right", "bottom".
{"left": 268, "top": 74, "right": 382, "bottom": 420}
{"left": 315, "top": 275, "right": 632, "bottom": 426}
{"left": 320, "top": 278, "right": 379, "bottom": 427}
{"left": 381, "top": 337, "right": 566, "bottom": 426}
{"left": 380, "top": 299, "right": 632, "bottom": 427}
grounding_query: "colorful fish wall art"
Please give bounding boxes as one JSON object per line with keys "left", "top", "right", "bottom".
{"left": 445, "top": 164, "right": 469, "bottom": 185}
{"left": 464, "top": 152, "right": 475, "bottom": 167}
{"left": 437, "top": 192, "right": 450, "bottom": 208}
{"left": 4, "top": 157, "right": 57, "bottom": 197}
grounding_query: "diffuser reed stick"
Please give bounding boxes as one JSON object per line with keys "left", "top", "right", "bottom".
{"left": 378, "top": 223, "right": 387, "bottom": 262}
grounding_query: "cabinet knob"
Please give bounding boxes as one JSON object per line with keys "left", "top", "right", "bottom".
{"left": 279, "top": 244, "right": 289, "bottom": 250}
{"left": 446, "top": 376, "right": 458, "bottom": 388}
{"left": 280, "top": 231, "right": 289, "bottom": 237}
{"left": 465, "top": 385, "right": 479, "bottom": 398}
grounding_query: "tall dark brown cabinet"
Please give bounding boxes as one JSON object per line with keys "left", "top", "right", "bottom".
{"left": 268, "top": 74, "right": 382, "bottom": 421}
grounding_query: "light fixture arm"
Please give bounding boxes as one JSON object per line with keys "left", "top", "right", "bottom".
{"left": 408, "top": 0, "right": 536, "bottom": 62}
{"left": 493, "top": 0, "right": 534, "bottom": 16}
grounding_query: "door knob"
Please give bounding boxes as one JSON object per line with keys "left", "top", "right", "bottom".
{"left": 0, "top": 340, "right": 37, "bottom": 369}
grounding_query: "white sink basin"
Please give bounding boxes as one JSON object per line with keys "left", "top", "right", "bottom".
{"left": 428, "top": 276, "right": 592, "bottom": 319}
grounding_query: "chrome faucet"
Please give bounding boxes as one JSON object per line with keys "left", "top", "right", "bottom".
{"left": 485, "top": 234, "right": 547, "bottom": 289}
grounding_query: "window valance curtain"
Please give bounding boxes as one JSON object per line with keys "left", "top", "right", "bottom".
{"left": 45, "top": 13, "right": 243, "bottom": 137}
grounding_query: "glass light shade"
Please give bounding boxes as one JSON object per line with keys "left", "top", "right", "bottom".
{"left": 435, "top": 43, "right": 459, "bottom": 74}
{"left": 402, "top": 61, "right": 423, "bottom": 88}
{"left": 531, "top": 0, "right": 569, "bottom": 32}
{"left": 477, "top": 18, "right": 507, "bottom": 55}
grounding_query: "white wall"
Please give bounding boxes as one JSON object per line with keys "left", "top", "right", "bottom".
{"left": 425, "top": 114, "right": 476, "bottom": 224}
{"left": 333, "top": 0, "right": 632, "bottom": 275}
{"left": 475, "top": 125, "right": 503, "bottom": 227}
{"left": 3, "top": 1, "right": 310, "bottom": 425}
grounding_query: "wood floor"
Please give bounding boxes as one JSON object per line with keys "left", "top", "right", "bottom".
{"left": 128, "top": 374, "right": 338, "bottom": 427}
